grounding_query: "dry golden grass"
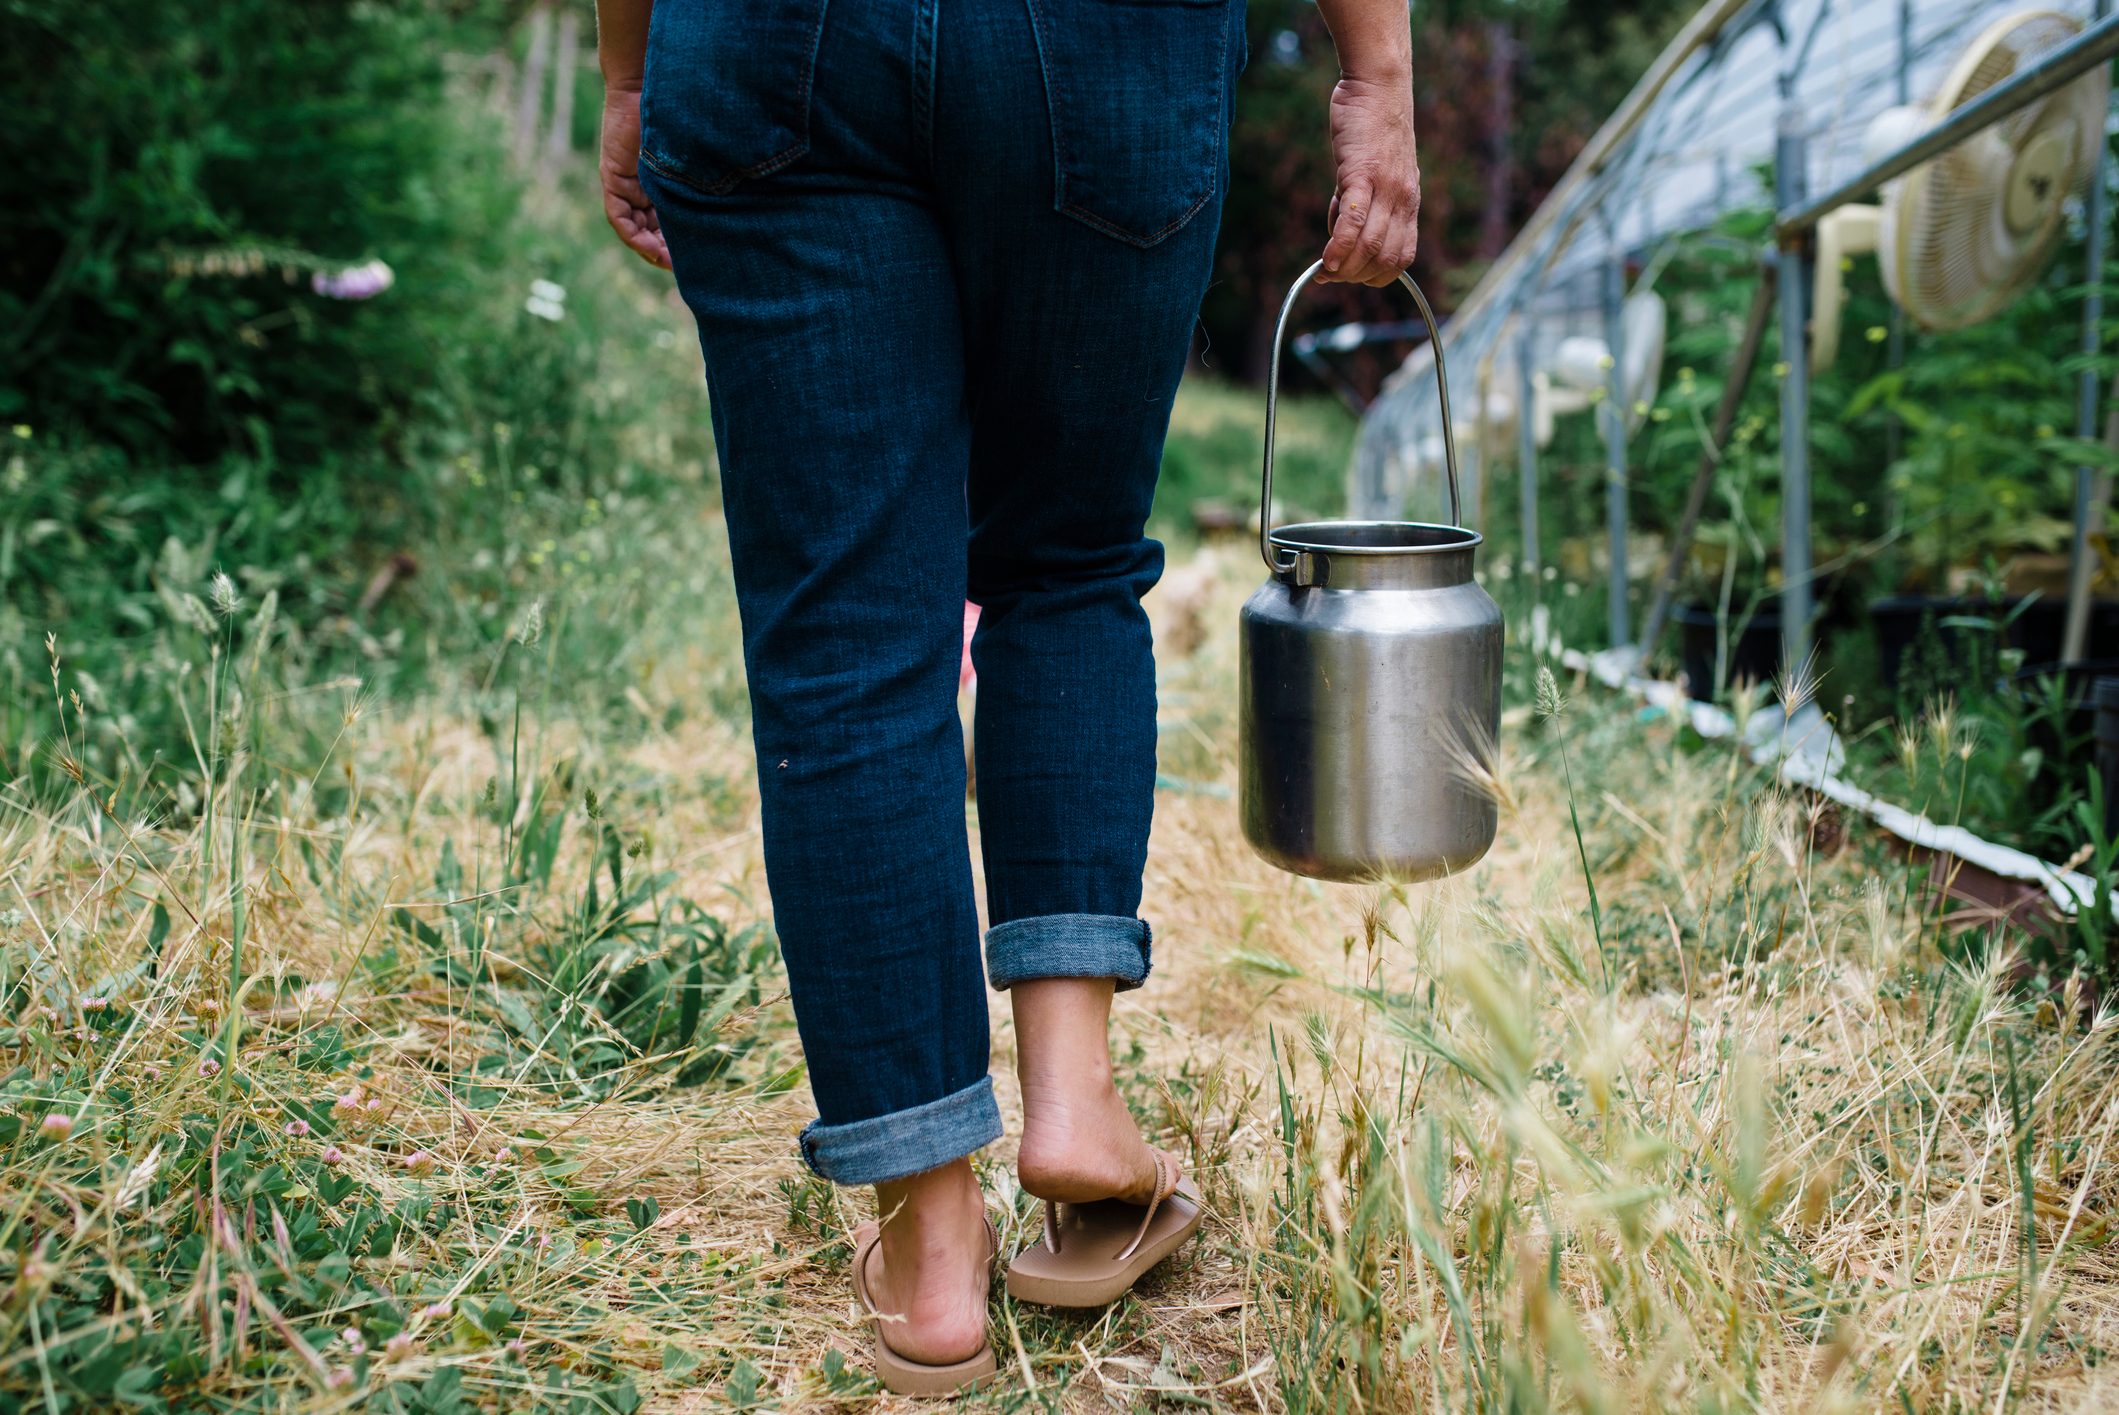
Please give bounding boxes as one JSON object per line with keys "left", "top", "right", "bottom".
{"left": 5, "top": 541, "right": 2119, "bottom": 1412}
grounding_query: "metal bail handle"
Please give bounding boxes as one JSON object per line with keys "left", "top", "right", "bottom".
{"left": 1258, "top": 259, "right": 1461, "bottom": 574}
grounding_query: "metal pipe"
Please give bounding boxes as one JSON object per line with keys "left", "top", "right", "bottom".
{"left": 1470, "top": 358, "right": 1490, "bottom": 535}
{"left": 1777, "top": 9, "right": 2119, "bottom": 239}
{"left": 1637, "top": 267, "right": 1778, "bottom": 664}
{"left": 1777, "top": 118, "right": 1816, "bottom": 681}
{"left": 1896, "top": 0, "right": 1912, "bottom": 105}
{"left": 2064, "top": 0, "right": 2115, "bottom": 663}
{"left": 1603, "top": 240, "right": 1632, "bottom": 649}
{"left": 1884, "top": 0, "right": 1912, "bottom": 474}
{"left": 1517, "top": 326, "right": 1541, "bottom": 575}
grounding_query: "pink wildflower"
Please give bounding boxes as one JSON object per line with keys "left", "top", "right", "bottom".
{"left": 311, "top": 259, "right": 395, "bottom": 301}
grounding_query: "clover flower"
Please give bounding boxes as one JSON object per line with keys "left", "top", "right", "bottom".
{"left": 524, "top": 279, "right": 567, "bottom": 322}
{"left": 312, "top": 259, "right": 396, "bottom": 301}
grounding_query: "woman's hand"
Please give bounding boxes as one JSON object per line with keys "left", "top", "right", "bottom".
{"left": 599, "top": 85, "right": 672, "bottom": 270}
{"left": 1320, "top": 72, "right": 1421, "bottom": 287}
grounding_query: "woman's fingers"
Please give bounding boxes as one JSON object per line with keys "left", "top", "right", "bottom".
{"left": 1332, "top": 197, "right": 1399, "bottom": 286}
{"left": 1321, "top": 175, "right": 1420, "bottom": 285}
{"left": 1362, "top": 202, "right": 1419, "bottom": 287}
{"left": 604, "top": 187, "right": 672, "bottom": 270}
{"left": 1321, "top": 174, "right": 1374, "bottom": 281}
{"left": 598, "top": 90, "right": 673, "bottom": 271}
{"left": 1366, "top": 174, "right": 1420, "bottom": 286}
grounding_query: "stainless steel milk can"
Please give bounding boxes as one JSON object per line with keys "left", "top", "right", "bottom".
{"left": 1239, "top": 262, "right": 1503, "bottom": 883}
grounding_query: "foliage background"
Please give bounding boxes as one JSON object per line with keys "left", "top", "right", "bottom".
{"left": 0, "top": 0, "right": 1692, "bottom": 784}
{"left": 1208, "top": 0, "right": 1694, "bottom": 384}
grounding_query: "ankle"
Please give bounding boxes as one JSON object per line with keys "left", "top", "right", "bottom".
{"left": 866, "top": 1160, "right": 991, "bottom": 1366}
{"left": 875, "top": 1158, "right": 985, "bottom": 1242}
{"left": 1009, "top": 975, "right": 1118, "bottom": 1093}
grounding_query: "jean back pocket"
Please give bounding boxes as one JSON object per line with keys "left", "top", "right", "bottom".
{"left": 1028, "top": 0, "right": 1234, "bottom": 248}
{"left": 640, "top": 0, "right": 831, "bottom": 197}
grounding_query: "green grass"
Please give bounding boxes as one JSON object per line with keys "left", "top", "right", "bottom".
{"left": 1154, "top": 377, "right": 1357, "bottom": 548}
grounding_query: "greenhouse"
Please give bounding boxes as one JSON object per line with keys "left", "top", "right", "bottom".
{"left": 1349, "top": 0, "right": 2118, "bottom": 905}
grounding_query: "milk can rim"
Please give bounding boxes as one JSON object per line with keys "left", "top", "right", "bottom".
{"left": 1267, "top": 519, "right": 1483, "bottom": 555}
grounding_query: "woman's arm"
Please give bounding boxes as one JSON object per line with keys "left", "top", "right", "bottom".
{"left": 595, "top": 0, "right": 671, "bottom": 269}
{"left": 1313, "top": 0, "right": 1421, "bottom": 286}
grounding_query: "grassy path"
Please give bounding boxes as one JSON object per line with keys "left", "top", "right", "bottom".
{"left": 7, "top": 472, "right": 2119, "bottom": 1410}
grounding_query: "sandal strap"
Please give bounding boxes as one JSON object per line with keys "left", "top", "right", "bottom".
{"left": 856, "top": 1215, "right": 1000, "bottom": 1320}
{"left": 852, "top": 1226, "right": 885, "bottom": 1318}
{"left": 1043, "top": 1198, "right": 1062, "bottom": 1254}
{"left": 1114, "top": 1149, "right": 1180, "bottom": 1263}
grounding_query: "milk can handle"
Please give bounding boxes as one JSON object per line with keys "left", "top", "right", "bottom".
{"left": 1259, "top": 260, "right": 1460, "bottom": 573}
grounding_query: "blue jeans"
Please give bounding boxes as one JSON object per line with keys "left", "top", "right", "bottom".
{"left": 638, "top": 0, "right": 1241, "bottom": 1184}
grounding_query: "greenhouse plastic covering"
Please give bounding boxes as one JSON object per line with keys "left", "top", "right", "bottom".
{"left": 1355, "top": 0, "right": 2112, "bottom": 521}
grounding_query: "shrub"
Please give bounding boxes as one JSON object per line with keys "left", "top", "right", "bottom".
{"left": 0, "top": 0, "right": 508, "bottom": 465}
{"left": 0, "top": 0, "right": 727, "bottom": 795}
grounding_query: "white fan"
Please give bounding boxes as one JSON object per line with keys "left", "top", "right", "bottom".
{"left": 1427, "top": 291, "right": 1665, "bottom": 496}
{"left": 1811, "top": 9, "right": 2108, "bottom": 372}
{"left": 1546, "top": 290, "right": 1669, "bottom": 438}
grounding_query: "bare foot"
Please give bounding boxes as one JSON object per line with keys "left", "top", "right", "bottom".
{"left": 1010, "top": 977, "right": 1163, "bottom": 1206}
{"left": 864, "top": 1159, "right": 991, "bottom": 1366}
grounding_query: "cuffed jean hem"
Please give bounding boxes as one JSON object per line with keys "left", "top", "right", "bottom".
{"left": 796, "top": 1076, "right": 1003, "bottom": 1186}
{"left": 985, "top": 913, "right": 1153, "bottom": 992}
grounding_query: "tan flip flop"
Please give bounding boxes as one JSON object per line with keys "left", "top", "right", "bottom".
{"left": 1006, "top": 1148, "right": 1202, "bottom": 1309}
{"left": 850, "top": 1216, "right": 1000, "bottom": 1397}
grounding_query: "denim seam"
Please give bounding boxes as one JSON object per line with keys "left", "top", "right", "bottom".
{"left": 1058, "top": 190, "right": 1214, "bottom": 249}
{"left": 797, "top": 1075, "right": 1003, "bottom": 1186}
{"left": 911, "top": 0, "right": 939, "bottom": 171}
{"left": 641, "top": 142, "right": 810, "bottom": 199}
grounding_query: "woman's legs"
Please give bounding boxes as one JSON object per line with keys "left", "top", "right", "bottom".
{"left": 932, "top": 0, "right": 1234, "bottom": 1202}
{"left": 641, "top": 0, "right": 1000, "bottom": 1351}
{"left": 646, "top": 0, "right": 1234, "bottom": 1355}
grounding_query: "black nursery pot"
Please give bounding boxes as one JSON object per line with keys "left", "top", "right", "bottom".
{"left": 1871, "top": 595, "right": 2006, "bottom": 696}
{"left": 2004, "top": 660, "right": 2119, "bottom": 823}
{"left": 1675, "top": 601, "right": 1782, "bottom": 704}
{"left": 1873, "top": 595, "right": 2119, "bottom": 695}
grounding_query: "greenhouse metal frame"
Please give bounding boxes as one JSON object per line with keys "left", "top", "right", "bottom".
{"left": 1356, "top": 0, "right": 2116, "bottom": 676}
